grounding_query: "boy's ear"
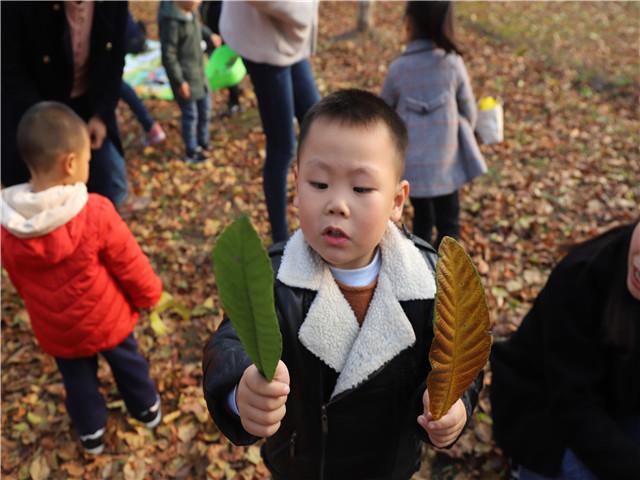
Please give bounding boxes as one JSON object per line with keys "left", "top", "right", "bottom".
{"left": 62, "top": 152, "right": 77, "bottom": 177}
{"left": 391, "top": 179, "right": 410, "bottom": 222}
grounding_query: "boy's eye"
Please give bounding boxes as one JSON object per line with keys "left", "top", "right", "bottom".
{"left": 310, "top": 181, "right": 328, "bottom": 190}
{"left": 354, "top": 186, "right": 374, "bottom": 193}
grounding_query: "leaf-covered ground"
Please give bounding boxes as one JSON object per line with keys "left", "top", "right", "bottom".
{"left": 2, "top": 2, "right": 638, "bottom": 479}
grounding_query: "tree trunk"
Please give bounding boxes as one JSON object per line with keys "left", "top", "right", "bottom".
{"left": 357, "top": 1, "right": 374, "bottom": 33}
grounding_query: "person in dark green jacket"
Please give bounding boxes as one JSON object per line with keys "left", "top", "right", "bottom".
{"left": 159, "top": 0, "right": 217, "bottom": 163}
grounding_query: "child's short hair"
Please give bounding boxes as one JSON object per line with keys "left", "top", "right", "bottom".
{"left": 17, "top": 101, "right": 88, "bottom": 174}
{"left": 297, "top": 89, "right": 408, "bottom": 177}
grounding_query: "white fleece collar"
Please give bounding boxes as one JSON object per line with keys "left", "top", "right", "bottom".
{"left": 1, "top": 183, "right": 88, "bottom": 238}
{"left": 277, "top": 221, "right": 436, "bottom": 398}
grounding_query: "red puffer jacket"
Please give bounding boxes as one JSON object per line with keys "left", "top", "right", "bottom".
{"left": 1, "top": 193, "right": 162, "bottom": 358}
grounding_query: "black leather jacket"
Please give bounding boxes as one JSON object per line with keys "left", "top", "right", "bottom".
{"left": 203, "top": 232, "right": 482, "bottom": 480}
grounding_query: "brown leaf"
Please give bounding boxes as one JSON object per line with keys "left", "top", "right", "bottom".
{"left": 61, "top": 461, "right": 85, "bottom": 477}
{"left": 427, "top": 237, "right": 492, "bottom": 420}
{"left": 177, "top": 422, "right": 198, "bottom": 443}
{"left": 29, "top": 453, "right": 50, "bottom": 480}
{"left": 123, "top": 455, "right": 147, "bottom": 480}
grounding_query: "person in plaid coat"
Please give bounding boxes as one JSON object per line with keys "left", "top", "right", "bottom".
{"left": 381, "top": 1, "right": 486, "bottom": 248}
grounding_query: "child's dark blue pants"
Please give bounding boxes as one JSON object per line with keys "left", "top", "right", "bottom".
{"left": 55, "top": 333, "right": 157, "bottom": 436}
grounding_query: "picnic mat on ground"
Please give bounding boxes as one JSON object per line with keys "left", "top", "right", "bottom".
{"left": 123, "top": 40, "right": 174, "bottom": 101}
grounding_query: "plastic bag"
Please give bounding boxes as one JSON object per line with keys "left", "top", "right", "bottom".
{"left": 476, "top": 97, "right": 503, "bottom": 145}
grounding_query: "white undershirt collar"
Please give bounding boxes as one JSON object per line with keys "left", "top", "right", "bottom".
{"left": 328, "top": 249, "right": 381, "bottom": 287}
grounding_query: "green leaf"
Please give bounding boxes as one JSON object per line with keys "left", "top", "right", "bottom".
{"left": 153, "top": 291, "right": 174, "bottom": 314}
{"left": 212, "top": 215, "right": 282, "bottom": 381}
{"left": 172, "top": 302, "right": 191, "bottom": 322}
{"left": 27, "top": 412, "right": 43, "bottom": 426}
{"left": 150, "top": 311, "right": 168, "bottom": 336}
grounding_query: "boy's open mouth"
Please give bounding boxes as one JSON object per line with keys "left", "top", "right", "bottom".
{"left": 322, "top": 226, "right": 349, "bottom": 239}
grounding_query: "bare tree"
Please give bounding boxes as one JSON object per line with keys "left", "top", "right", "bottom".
{"left": 357, "top": 0, "right": 374, "bottom": 33}
{"left": 332, "top": 0, "right": 376, "bottom": 42}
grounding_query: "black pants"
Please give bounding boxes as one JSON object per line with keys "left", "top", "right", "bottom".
{"left": 227, "top": 85, "right": 240, "bottom": 107}
{"left": 410, "top": 191, "right": 460, "bottom": 249}
{"left": 55, "top": 333, "right": 157, "bottom": 436}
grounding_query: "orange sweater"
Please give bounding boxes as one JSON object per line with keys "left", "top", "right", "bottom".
{"left": 335, "top": 278, "right": 378, "bottom": 326}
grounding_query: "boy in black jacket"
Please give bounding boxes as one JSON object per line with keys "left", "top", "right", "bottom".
{"left": 203, "top": 90, "right": 482, "bottom": 479}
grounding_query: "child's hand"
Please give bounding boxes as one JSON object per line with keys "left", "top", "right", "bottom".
{"left": 418, "top": 390, "right": 467, "bottom": 448}
{"left": 237, "top": 360, "right": 290, "bottom": 438}
{"left": 210, "top": 33, "right": 222, "bottom": 48}
{"left": 179, "top": 81, "right": 191, "bottom": 99}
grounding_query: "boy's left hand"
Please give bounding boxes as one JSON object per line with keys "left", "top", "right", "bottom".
{"left": 418, "top": 390, "right": 467, "bottom": 448}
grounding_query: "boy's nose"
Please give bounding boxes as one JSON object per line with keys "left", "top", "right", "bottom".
{"left": 325, "top": 198, "right": 349, "bottom": 217}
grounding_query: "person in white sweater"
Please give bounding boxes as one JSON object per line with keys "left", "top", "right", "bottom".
{"left": 220, "top": 0, "right": 321, "bottom": 243}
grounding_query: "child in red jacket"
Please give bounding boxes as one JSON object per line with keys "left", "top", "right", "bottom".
{"left": 1, "top": 102, "right": 163, "bottom": 454}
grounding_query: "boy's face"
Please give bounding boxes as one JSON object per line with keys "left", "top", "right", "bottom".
{"left": 295, "top": 119, "right": 409, "bottom": 269}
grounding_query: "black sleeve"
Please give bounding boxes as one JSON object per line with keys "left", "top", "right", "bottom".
{"left": 91, "top": 2, "right": 128, "bottom": 122}
{"left": 457, "top": 370, "right": 484, "bottom": 440}
{"left": 200, "top": 22, "right": 213, "bottom": 40}
{"left": 1, "top": 3, "right": 41, "bottom": 111}
{"left": 202, "top": 315, "right": 260, "bottom": 446}
{"left": 541, "top": 261, "right": 640, "bottom": 479}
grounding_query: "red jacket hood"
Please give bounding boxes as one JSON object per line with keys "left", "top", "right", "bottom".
{"left": 1, "top": 183, "right": 88, "bottom": 265}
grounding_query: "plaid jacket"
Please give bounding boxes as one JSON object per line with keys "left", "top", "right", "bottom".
{"left": 381, "top": 39, "right": 486, "bottom": 197}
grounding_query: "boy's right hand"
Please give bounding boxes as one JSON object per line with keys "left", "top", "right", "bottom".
{"left": 179, "top": 82, "right": 191, "bottom": 99}
{"left": 237, "top": 360, "right": 290, "bottom": 438}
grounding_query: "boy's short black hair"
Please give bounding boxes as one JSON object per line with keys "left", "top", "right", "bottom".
{"left": 17, "top": 101, "right": 88, "bottom": 174}
{"left": 297, "top": 89, "right": 408, "bottom": 177}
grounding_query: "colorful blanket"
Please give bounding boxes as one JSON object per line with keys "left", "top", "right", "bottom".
{"left": 123, "top": 40, "right": 174, "bottom": 101}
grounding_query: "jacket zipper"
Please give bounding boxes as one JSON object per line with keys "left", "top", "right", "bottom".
{"left": 320, "top": 404, "right": 328, "bottom": 480}
{"left": 317, "top": 359, "right": 399, "bottom": 477}
{"left": 289, "top": 431, "right": 297, "bottom": 458}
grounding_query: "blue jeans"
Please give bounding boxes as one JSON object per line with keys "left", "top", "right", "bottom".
{"left": 87, "top": 138, "right": 128, "bottom": 206}
{"left": 519, "top": 418, "right": 640, "bottom": 480}
{"left": 55, "top": 334, "right": 158, "bottom": 435}
{"left": 176, "top": 93, "right": 211, "bottom": 155}
{"left": 244, "top": 58, "right": 320, "bottom": 243}
{"left": 519, "top": 450, "right": 597, "bottom": 480}
{"left": 120, "top": 81, "right": 154, "bottom": 132}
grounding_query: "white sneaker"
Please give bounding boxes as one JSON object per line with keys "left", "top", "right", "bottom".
{"left": 80, "top": 427, "right": 105, "bottom": 454}
{"left": 136, "top": 397, "right": 162, "bottom": 429}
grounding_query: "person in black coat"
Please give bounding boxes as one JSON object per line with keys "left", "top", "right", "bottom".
{"left": 1, "top": 1, "right": 129, "bottom": 206}
{"left": 491, "top": 221, "right": 640, "bottom": 480}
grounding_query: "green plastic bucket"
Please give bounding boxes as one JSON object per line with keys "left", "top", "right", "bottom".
{"left": 206, "top": 45, "right": 247, "bottom": 91}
